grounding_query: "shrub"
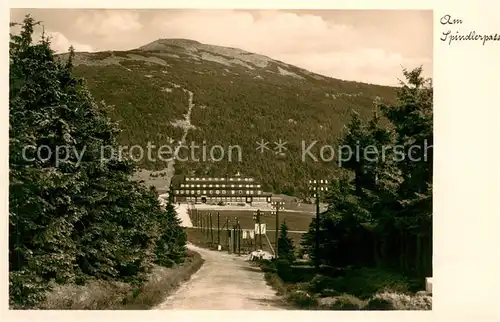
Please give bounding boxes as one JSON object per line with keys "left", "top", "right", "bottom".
{"left": 367, "top": 291, "right": 432, "bottom": 310}
{"left": 274, "top": 259, "right": 295, "bottom": 282}
{"left": 263, "top": 272, "right": 287, "bottom": 296}
{"left": 330, "top": 294, "right": 366, "bottom": 310}
{"left": 259, "top": 260, "right": 277, "bottom": 273}
{"left": 314, "top": 268, "right": 413, "bottom": 299}
{"left": 320, "top": 288, "right": 340, "bottom": 297}
{"left": 285, "top": 290, "right": 318, "bottom": 309}
{"left": 308, "top": 274, "right": 336, "bottom": 293}
{"left": 365, "top": 297, "right": 395, "bottom": 310}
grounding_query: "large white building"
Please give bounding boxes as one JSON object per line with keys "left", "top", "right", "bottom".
{"left": 171, "top": 173, "right": 272, "bottom": 205}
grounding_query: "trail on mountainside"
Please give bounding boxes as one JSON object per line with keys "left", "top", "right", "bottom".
{"left": 163, "top": 85, "right": 196, "bottom": 190}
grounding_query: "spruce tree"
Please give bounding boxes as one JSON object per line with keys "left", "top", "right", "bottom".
{"left": 277, "top": 221, "right": 295, "bottom": 262}
{"left": 9, "top": 15, "right": 187, "bottom": 307}
{"left": 301, "top": 66, "right": 433, "bottom": 276}
{"left": 155, "top": 187, "right": 187, "bottom": 267}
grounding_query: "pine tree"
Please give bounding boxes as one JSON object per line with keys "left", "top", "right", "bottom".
{"left": 277, "top": 221, "right": 295, "bottom": 262}
{"left": 9, "top": 15, "right": 187, "bottom": 307}
{"left": 300, "top": 66, "right": 433, "bottom": 277}
{"left": 155, "top": 187, "right": 187, "bottom": 267}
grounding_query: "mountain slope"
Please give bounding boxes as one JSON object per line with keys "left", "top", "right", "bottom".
{"left": 59, "top": 38, "right": 397, "bottom": 195}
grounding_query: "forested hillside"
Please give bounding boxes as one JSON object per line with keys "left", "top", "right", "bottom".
{"left": 58, "top": 38, "right": 398, "bottom": 195}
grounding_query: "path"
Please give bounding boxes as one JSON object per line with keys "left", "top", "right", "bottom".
{"left": 160, "top": 85, "right": 196, "bottom": 195}
{"left": 174, "top": 203, "right": 193, "bottom": 227}
{"left": 155, "top": 244, "right": 285, "bottom": 310}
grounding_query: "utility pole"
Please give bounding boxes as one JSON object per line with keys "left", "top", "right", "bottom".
{"left": 271, "top": 200, "right": 285, "bottom": 258}
{"left": 309, "top": 179, "right": 329, "bottom": 271}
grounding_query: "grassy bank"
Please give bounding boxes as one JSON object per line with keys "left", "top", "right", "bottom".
{"left": 36, "top": 250, "right": 204, "bottom": 310}
{"left": 258, "top": 259, "right": 432, "bottom": 310}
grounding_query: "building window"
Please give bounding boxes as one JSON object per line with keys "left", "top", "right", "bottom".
{"left": 239, "top": 190, "right": 243, "bottom": 194}
{"left": 209, "top": 190, "right": 213, "bottom": 194}
{"left": 191, "top": 190, "right": 195, "bottom": 194}
{"left": 203, "top": 190, "right": 206, "bottom": 194}
{"left": 246, "top": 190, "right": 251, "bottom": 195}
{"left": 222, "top": 190, "right": 226, "bottom": 194}
{"left": 202, "top": 178, "right": 206, "bottom": 181}
{"left": 231, "top": 190, "right": 235, "bottom": 195}
{"left": 215, "top": 184, "right": 219, "bottom": 188}
{"left": 216, "top": 190, "right": 220, "bottom": 194}
{"left": 197, "top": 190, "right": 201, "bottom": 194}
{"left": 237, "top": 178, "right": 241, "bottom": 181}
{"left": 258, "top": 191, "right": 262, "bottom": 195}
{"left": 180, "top": 190, "right": 184, "bottom": 194}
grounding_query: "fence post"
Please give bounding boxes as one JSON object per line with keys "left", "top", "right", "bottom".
{"left": 201, "top": 213, "right": 204, "bottom": 235}
{"left": 226, "top": 217, "right": 230, "bottom": 253}
{"left": 210, "top": 213, "right": 214, "bottom": 245}
{"left": 232, "top": 224, "right": 236, "bottom": 254}
{"left": 217, "top": 212, "right": 220, "bottom": 246}
{"left": 237, "top": 219, "right": 241, "bottom": 256}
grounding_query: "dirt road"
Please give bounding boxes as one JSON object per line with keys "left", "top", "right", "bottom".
{"left": 155, "top": 244, "right": 285, "bottom": 310}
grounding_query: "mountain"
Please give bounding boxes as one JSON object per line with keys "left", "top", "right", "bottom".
{"left": 58, "top": 38, "right": 398, "bottom": 195}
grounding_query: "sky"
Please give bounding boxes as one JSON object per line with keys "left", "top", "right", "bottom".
{"left": 10, "top": 9, "right": 433, "bottom": 86}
